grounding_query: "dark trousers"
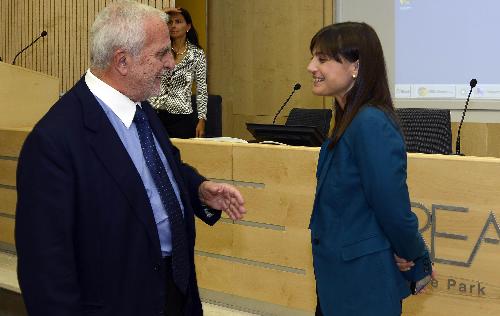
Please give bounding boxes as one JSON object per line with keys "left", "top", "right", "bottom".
{"left": 156, "top": 110, "right": 197, "bottom": 139}
{"left": 163, "top": 256, "right": 186, "bottom": 316}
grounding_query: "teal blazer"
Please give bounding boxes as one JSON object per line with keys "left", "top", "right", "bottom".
{"left": 309, "top": 106, "right": 429, "bottom": 316}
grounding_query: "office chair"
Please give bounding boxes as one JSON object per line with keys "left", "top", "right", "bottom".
{"left": 285, "top": 108, "right": 333, "bottom": 138}
{"left": 395, "top": 108, "right": 452, "bottom": 154}
{"left": 192, "top": 94, "right": 222, "bottom": 137}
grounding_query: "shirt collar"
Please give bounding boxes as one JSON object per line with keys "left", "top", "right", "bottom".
{"left": 84, "top": 69, "right": 139, "bottom": 128}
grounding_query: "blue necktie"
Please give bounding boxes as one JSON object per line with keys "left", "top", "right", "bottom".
{"left": 134, "top": 104, "right": 189, "bottom": 294}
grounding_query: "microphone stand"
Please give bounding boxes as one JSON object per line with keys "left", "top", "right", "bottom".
{"left": 273, "top": 84, "right": 301, "bottom": 124}
{"left": 12, "top": 31, "right": 48, "bottom": 65}
{"left": 455, "top": 79, "right": 477, "bottom": 155}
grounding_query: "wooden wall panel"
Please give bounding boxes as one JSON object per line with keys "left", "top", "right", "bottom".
{"left": 0, "top": 160, "right": 16, "bottom": 187}
{"left": 0, "top": 188, "right": 16, "bottom": 216}
{"left": 0, "top": 217, "right": 14, "bottom": 246}
{"left": 175, "top": 140, "right": 318, "bottom": 312}
{"left": 172, "top": 139, "right": 233, "bottom": 179}
{"left": 207, "top": 0, "right": 335, "bottom": 139}
{"left": 3, "top": 1, "right": 500, "bottom": 158}
{"left": 450, "top": 122, "right": 500, "bottom": 157}
{"left": 0, "top": 0, "right": 174, "bottom": 94}
{"left": 0, "top": 128, "right": 28, "bottom": 158}
{"left": 176, "top": 0, "right": 206, "bottom": 51}
{"left": 0, "top": 62, "right": 59, "bottom": 128}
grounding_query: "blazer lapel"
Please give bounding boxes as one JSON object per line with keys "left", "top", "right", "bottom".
{"left": 316, "top": 147, "right": 335, "bottom": 194}
{"left": 74, "top": 79, "right": 161, "bottom": 253}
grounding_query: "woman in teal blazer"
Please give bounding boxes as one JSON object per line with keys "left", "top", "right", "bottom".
{"left": 307, "top": 22, "right": 431, "bottom": 316}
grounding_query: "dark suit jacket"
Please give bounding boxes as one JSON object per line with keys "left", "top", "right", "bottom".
{"left": 310, "top": 106, "right": 430, "bottom": 316}
{"left": 15, "top": 77, "right": 221, "bottom": 316}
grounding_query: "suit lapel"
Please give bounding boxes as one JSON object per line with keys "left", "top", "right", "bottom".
{"left": 74, "top": 78, "right": 161, "bottom": 254}
{"left": 316, "top": 146, "right": 335, "bottom": 194}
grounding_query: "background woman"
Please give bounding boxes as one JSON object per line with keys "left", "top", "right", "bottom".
{"left": 149, "top": 7, "right": 207, "bottom": 138}
{"left": 307, "top": 22, "right": 432, "bottom": 316}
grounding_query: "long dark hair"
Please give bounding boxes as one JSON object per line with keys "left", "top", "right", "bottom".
{"left": 177, "top": 7, "right": 201, "bottom": 49}
{"left": 310, "top": 22, "right": 396, "bottom": 150}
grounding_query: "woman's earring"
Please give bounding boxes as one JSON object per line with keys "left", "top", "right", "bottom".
{"left": 352, "top": 74, "right": 357, "bottom": 79}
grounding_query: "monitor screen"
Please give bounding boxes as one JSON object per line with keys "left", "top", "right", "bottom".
{"left": 246, "top": 123, "right": 326, "bottom": 147}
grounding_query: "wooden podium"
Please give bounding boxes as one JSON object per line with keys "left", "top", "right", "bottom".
{"left": 2, "top": 111, "right": 500, "bottom": 315}
{"left": 0, "top": 62, "right": 59, "bottom": 254}
{"left": 173, "top": 139, "right": 500, "bottom": 316}
{"left": 0, "top": 61, "right": 59, "bottom": 128}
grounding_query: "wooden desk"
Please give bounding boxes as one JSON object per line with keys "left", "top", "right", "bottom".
{"left": 1, "top": 135, "right": 500, "bottom": 315}
{"left": 173, "top": 139, "right": 500, "bottom": 316}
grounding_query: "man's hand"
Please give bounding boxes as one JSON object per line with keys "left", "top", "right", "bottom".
{"left": 199, "top": 181, "right": 246, "bottom": 220}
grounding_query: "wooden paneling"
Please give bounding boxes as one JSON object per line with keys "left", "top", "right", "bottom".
{"left": 176, "top": 140, "right": 318, "bottom": 312}
{"left": 0, "top": 160, "right": 16, "bottom": 187}
{"left": 0, "top": 0, "right": 174, "bottom": 94}
{"left": 176, "top": 0, "right": 207, "bottom": 51}
{"left": 0, "top": 217, "right": 14, "bottom": 246}
{"left": 451, "top": 122, "right": 500, "bottom": 157}
{"left": 233, "top": 144, "right": 318, "bottom": 228}
{"left": 172, "top": 139, "right": 233, "bottom": 179}
{"left": 174, "top": 140, "right": 500, "bottom": 315}
{"left": 0, "top": 188, "right": 16, "bottom": 216}
{"left": 0, "top": 128, "right": 29, "bottom": 157}
{"left": 207, "top": 0, "right": 335, "bottom": 138}
{"left": 1, "top": 130, "right": 500, "bottom": 314}
{"left": 194, "top": 255, "right": 316, "bottom": 311}
{"left": 403, "top": 154, "right": 500, "bottom": 315}
{"left": 0, "top": 62, "right": 58, "bottom": 128}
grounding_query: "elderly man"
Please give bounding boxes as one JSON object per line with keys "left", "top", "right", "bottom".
{"left": 15, "top": 1, "right": 245, "bottom": 315}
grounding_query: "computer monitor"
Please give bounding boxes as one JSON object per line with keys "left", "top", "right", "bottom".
{"left": 246, "top": 123, "right": 326, "bottom": 147}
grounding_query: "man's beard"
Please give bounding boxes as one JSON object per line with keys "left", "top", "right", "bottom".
{"left": 136, "top": 73, "right": 164, "bottom": 101}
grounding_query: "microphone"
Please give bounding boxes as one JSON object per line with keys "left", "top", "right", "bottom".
{"left": 273, "top": 83, "right": 301, "bottom": 124}
{"left": 455, "top": 78, "right": 477, "bottom": 155}
{"left": 12, "top": 30, "right": 48, "bottom": 65}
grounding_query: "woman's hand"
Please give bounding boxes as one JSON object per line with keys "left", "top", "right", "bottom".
{"left": 163, "top": 7, "right": 182, "bottom": 14}
{"left": 196, "top": 119, "right": 206, "bottom": 138}
{"left": 394, "top": 254, "right": 414, "bottom": 272}
{"left": 394, "top": 254, "right": 437, "bottom": 295}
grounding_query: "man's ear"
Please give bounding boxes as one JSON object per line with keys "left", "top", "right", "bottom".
{"left": 113, "top": 49, "right": 128, "bottom": 76}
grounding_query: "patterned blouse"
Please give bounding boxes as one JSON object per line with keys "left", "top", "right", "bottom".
{"left": 149, "top": 41, "right": 208, "bottom": 120}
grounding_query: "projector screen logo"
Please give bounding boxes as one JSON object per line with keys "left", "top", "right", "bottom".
{"left": 417, "top": 86, "right": 428, "bottom": 97}
{"left": 399, "top": 0, "right": 414, "bottom": 8}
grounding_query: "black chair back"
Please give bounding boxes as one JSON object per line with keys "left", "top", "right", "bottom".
{"left": 285, "top": 108, "right": 332, "bottom": 138}
{"left": 395, "top": 108, "right": 452, "bottom": 154}
{"left": 192, "top": 95, "right": 222, "bottom": 137}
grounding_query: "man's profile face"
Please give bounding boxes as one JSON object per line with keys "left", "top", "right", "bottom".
{"left": 128, "top": 17, "right": 174, "bottom": 101}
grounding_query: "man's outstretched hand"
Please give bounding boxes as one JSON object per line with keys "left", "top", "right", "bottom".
{"left": 199, "top": 181, "right": 246, "bottom": 221}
